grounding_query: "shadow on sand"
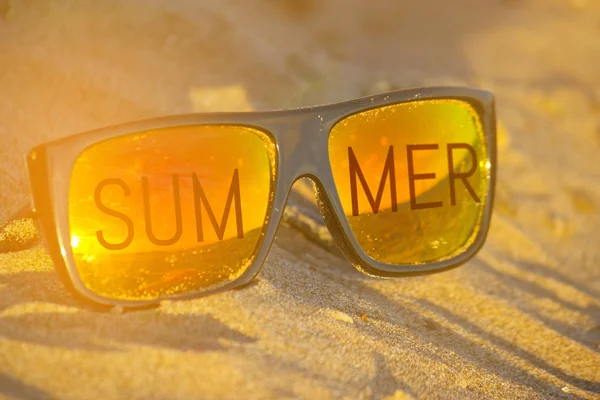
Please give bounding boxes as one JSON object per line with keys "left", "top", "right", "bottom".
{"left": 0, "top": 373, "right": 56, "bottom": 400}
{"left": 2, "top": 225, "right": 598, "bottom": 397}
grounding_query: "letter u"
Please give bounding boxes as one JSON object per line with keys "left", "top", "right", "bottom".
{"left": 141, "top": 174, "right": 183, "bottom": 246}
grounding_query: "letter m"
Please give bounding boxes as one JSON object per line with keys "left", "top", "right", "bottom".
{"left": 348, "top": 146, "right": 397, "bottom": 217}
{"left": 193, "top": 169, "right": 244, "bottom": 241}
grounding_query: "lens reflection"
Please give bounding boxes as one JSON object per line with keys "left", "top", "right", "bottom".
{"left": 328, "top": 100, "right": 489, "bottom": 265}
{"left": 69, "top": 125, "right": 276, "bottom": 300}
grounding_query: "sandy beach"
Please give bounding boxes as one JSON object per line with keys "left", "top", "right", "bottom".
{"left": 0, "top": 0, "right": 599, "bottom": 398}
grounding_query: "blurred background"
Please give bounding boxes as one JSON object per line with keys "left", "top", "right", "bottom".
{"left": 1, "top": 0, "right": 599, "bottom": 222}
{"left": 0, "top": 1, "right": 599, "bottom": 399}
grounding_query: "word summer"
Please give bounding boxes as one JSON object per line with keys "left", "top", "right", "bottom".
{"left": 93, "top": 142, "right": 481, "bottom": 250}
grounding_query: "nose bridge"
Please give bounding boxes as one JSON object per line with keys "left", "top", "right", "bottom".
{"left": 276, "top": 112, "right": 330, "bottom": 190}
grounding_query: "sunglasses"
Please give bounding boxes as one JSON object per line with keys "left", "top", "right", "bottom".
{"left": 24, "top": 87, "right": 496, "bottom": 310}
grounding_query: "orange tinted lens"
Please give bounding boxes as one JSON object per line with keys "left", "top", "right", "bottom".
{"left": 328, "top": 100, "right": 489, "bottom": 265}
{"left": 69, "top": 125, "right": 276, "bottom": 300}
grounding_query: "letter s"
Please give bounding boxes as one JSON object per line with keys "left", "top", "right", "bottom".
{"left": 95, "top": 178, "right": 134, "bottom": 250}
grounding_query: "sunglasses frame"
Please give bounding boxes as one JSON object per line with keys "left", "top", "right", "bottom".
{"left": 26, "top": 87, "right": 496, "bottom": 310}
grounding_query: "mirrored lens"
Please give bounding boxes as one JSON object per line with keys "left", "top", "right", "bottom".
{"left": 69, "top": 125, "right": 276, "bottom": 300}
{"left": 328, "top": 99, "right": 489, "bottom": 265}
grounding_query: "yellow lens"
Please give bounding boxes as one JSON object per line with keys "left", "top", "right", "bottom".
{"left": 328, "top": 100, "right": 489, "bottom": 265}
{"left": 69, "top": 125, "right": 276, "bottom": 300}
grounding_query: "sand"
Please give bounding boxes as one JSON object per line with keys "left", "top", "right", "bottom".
{"left": 0, "top": 0, "right": 599, "bottom": 398}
